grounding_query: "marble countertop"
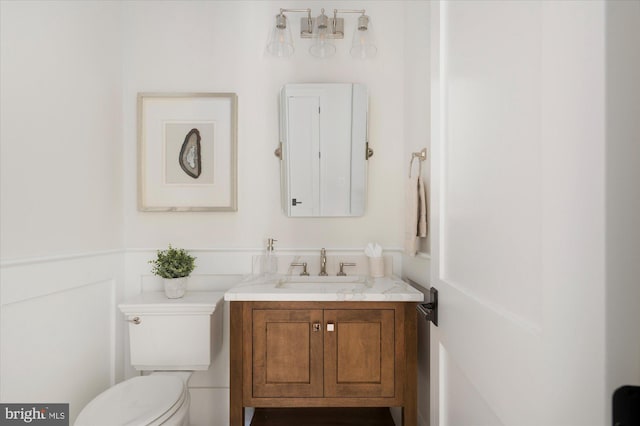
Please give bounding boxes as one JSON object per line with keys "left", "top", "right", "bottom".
{"left": 223, "top": 274, "right": 424, "bottom": 302}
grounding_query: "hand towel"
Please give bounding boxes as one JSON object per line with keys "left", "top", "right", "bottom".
{"left": 405, "top": 176, "right": 419, "bottom": 256}
{"left": 405, "top": 176, "right": 428, "bottom": 256}
{"left": 418, "top": 177, "right": 428, "bottom": 237}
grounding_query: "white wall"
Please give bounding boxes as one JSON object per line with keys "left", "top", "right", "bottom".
{"left": 605, "top": 0, "right": 640, "bottom": 418}
{"left": 403, "top": 1, "right": 431, "bottom": 259}
{"left": 121, "top": 1, "right": 407, "bottom": 251}
{"left": 0, "top": 0, "right": 124, "bottom": 259}
{"left": 0, "top": 1, "right": 125, "bottom": 423}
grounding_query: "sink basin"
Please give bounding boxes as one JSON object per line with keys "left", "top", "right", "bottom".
{"left": 276, "top": 275, "right": 368, "bottom": 289}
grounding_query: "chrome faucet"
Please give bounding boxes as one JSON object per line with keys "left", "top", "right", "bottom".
{"left": 319, "top": 248, "right": 328, "bottom": 276}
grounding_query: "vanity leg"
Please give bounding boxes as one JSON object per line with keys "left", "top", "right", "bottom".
{"left": 402, "top": 303, "right": 418, "bottom": 426}
{"left": 230, "top": 302, "right": 244, "bottom": 426}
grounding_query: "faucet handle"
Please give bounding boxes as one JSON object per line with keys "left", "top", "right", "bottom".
{"left": 291, "top": 262, "right": 309, "bottom": 276}
{"left": 337, "top": 262, "right": 356, "bottom": 276}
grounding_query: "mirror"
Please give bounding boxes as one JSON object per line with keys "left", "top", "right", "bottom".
{"left": 278, "top": 83, "right": 369, "bottom": 217}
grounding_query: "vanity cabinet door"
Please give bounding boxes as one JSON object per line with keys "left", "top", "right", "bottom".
{"left": 252, "top": 309, "right": 324, "bottom": 398}
{"left": 323, "top": 309, "right": 395, "bottom": 398}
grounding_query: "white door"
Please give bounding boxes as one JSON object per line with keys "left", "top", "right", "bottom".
{"left": 429, "top": 1, "right": 607, "bottom": 425}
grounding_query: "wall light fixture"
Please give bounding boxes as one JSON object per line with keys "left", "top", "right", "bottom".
{"left": 266, "top": 8, "right": 377, "bottom": 59}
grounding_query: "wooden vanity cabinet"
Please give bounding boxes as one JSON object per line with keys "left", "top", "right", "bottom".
{"left": 230, "top": 301, "right": 418, "bottom": 426}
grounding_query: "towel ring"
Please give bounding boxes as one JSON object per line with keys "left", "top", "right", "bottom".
{"left": 409, "top": 148, "right": 427, "bottom": 178}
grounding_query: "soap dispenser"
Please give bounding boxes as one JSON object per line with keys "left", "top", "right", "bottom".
{"left": 262, "top": 238, "right": 278, "bottom": 275}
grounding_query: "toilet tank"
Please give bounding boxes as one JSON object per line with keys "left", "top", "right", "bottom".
{"left": 119, "top": 291, "right": 224, "bottom": 371}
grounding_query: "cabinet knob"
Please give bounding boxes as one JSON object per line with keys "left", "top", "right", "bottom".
{"left": 312, "top": 323, "right": 321, "bottom": 332}
{"left": 327, "top": 322, "right": 335, "bottom": 332}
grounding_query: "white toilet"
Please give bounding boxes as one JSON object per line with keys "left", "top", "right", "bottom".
{"left": 75, "top": 291, "right": 224, "bottom": 426}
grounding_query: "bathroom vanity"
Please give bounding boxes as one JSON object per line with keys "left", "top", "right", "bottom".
{"left": 225, "top": 275, "right": 423, "bottom": 426}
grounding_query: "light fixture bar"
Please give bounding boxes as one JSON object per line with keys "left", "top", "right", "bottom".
{"left": 279, "top": 8, "right": 312, "bottom": 32}
{"left": 299, "top": 9, "right": 365, "bottom": 39}
{"left": 334, "top": 9, "right": 366, "bottom": 14}
{"left": 267, "top": 7, "right": 376, "bottom": 59}
{"left": 300, "top": 17, "right": 344, "bottom": 39}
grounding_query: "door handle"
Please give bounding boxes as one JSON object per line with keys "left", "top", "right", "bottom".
{"left": 292, "top": 198, "right": 303, "bottom": 206}
{"left": 327, "top": 322, "right": 335, "bottom": 332}
{"left": 417, "top": 287, "right": 438, "bottom": 326}
{"left": 312, "top": 323, "right": 321, "bottom": 332}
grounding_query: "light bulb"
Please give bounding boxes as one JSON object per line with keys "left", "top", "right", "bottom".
{"left": 309, "top": 9, "right": 336, "bottom": 58}
{"left": 350, "top": 15, "right": 377, "bottom": 59}
{"left": 266, "top": 13, "right": 294, "bottom": 57}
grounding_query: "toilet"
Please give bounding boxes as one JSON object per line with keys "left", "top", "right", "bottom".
{"left": 75, "top": 291, "right": 224, "bottom": 426}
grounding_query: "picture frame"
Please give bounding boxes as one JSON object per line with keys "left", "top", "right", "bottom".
{"left": 137, "top": 92, "right": 238, "bottom": 212}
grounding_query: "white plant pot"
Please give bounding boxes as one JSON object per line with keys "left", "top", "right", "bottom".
{"left": 163, "top": 277, "right": 187, "bottom": 299}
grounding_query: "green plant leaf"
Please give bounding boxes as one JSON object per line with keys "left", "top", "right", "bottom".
{"left": 149, "top": 245, "right": 196, "bottom": 279}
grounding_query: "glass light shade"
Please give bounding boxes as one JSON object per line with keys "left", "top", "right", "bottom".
{"left": 350, "top": 15, "right": 377, "bottom": 59}
{"left": 266, "top": 14, "right": 294, "bottom": 57}
{"left": 309, "top": 10, "right": 336, "bottom": 58}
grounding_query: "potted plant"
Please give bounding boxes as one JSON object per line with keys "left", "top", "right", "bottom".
{"left": 149, "top": 245, "right": 196, "bottom": 299}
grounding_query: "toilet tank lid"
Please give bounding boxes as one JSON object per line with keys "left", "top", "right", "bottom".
{"left": 119, "top": 291, "right": 224, "bottom": 315}
{"left": 75, "top": 375, "right": 186, "bottom": 426}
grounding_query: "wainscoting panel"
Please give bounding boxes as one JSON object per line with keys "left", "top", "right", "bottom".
{"left": 0, "top": 251, "right": 125, "bottom": 424}
{"left": 189, "top": 388, "right": 231, "bottom": 426}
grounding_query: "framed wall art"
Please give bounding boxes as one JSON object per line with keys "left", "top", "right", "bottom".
{"left": 137, "top": 92, "right": 238, "bottom": 211}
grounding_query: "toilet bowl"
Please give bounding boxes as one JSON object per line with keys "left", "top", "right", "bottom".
{"left": 74, "top": 291, "right": 224, "bottom": 426}
{"left": 75, "top": 372, "right": 191, "bottom": 426}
